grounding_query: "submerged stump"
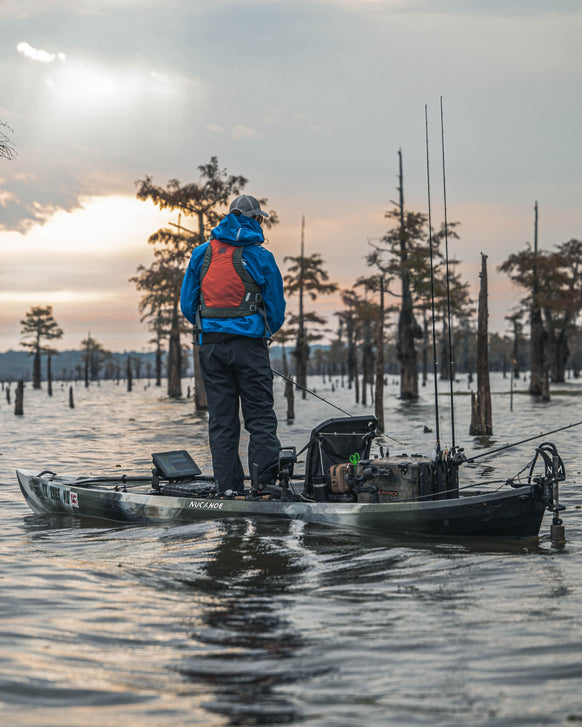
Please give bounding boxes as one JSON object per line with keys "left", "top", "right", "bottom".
{"left": 469, "top": 253, "right": 492, "bottom": 436}
{"left": 14, "top": 380, "right": 24, "bottom": 416}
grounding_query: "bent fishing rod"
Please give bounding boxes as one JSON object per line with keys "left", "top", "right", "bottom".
{"left": 465, "top": 418, "right": 582, "bottom": 463}
{"left": 271, "top": 368, "right": 405, "bottom": 446}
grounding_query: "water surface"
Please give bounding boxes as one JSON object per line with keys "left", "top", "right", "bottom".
{"left": 1, "top": 374, "right": 581, "bottom": 726}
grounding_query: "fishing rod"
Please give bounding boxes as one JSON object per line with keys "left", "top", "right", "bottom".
{"left": 271, "top": 368, "right": 405, "bottom": 446}
{"left": 466, "top": 419, "right": 582, "bottom": 463}
{"left": 440, "top": 96, "right": 456, "bottom": 448}
{"left": 425, "top": 105, "right": 441, "bottom": 456}
{"left": 272, "top": 368, "right": 353, "bottom": 416}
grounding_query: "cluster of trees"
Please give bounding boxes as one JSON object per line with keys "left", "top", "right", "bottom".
{"left": 13, "top": 150, "right": 581, "bottom": 429}
{"left": 130, "top": 158, "right": 261, "bottom": 406}
{"left": 499, "top": 203, "right": 582, "bottom": 398}
{"left": 18, "top": 307, "right": 156, "bottom": 392}
{"left": 128, "top": 154, "right": 475, "bottom": 432}
{"left": 129, "top": 156, "right": 581, "bottom": 432}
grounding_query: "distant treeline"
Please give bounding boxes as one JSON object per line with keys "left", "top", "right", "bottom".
{"left": 0, "top": 349, "right": 159, "bottom": 383}
{"left": 0, "top": 347, "right": 283, "bottom": 382}
{"left": 6, "top": 332, "right": 582, "bottom": 384}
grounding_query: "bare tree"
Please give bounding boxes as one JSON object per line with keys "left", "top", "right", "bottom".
{"left": 469, "top": 253, "right": 492, "bottom": 435}
{"left": 1, "top": 122, "right": 16, "bottom": 160}
{"left": 135, "top": 157, "right": 278, "bottom": 407}
{"left": 80, "top": 334, "right": 110, "bottom": 385}
{"left": 284, "top": 217, "right": 337, "bottom": 396}
{"left": 20, "top": 306, "right": 63, "bottom": 389}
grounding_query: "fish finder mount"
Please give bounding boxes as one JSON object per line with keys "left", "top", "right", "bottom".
{"left": 151, "top": 450, "right": 202, "bottom": 491}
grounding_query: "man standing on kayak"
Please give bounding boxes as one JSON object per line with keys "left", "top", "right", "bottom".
{"left": 180, "top": 194, "right": 286, "bottom": 494}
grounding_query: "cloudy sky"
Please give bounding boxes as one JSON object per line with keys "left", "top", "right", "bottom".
{"left": 0, "top": 0, "right": 580, "bottom": 352}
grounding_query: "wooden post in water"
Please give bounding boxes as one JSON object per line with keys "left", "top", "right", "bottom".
{"left": 47, "top": 354, "right": 53, "bottom": 397}
{"left": 84, "top": 335, "right": 90, "bottom": 388}
{"left": 192, "top": 334, "right": 208, "bottom": 412}
{"left": 529, "top": 202, "right": 550, "bottom": 400}
{"left": 69, "top": 385, "right": 74, "bottom": 409}
{"left": 127, "top": 355, "right": 133, "bottom": 392}
{"left": 469, "top": 253, "right": 492, "bottom": 435}
{"left": 14, "top": 379, "right": 24, "bottom": 416}
{"left": 281, "top": 343, "right": 295, "bottom": 422}
{"left": 396, "top": 150, "right": 420, "bottom": 401}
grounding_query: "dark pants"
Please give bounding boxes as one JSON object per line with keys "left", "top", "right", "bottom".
{"left": 199, "top": 337, "right": 280, "bottom": 493}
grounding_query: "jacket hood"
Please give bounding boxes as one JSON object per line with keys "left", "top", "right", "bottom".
{"left": 211, "top": 213, "right": 264, "bottom": 246}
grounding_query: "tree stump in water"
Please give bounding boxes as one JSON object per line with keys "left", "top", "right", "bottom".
{"left": 469, "top": 253, "right": 492, "bottom": 436}
{"left": 14, "top": 380, "right": 24, "bottom": 416}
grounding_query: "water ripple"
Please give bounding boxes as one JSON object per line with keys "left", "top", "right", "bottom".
{"left": 1, "top": 375, "right": 582, "bottom": 725}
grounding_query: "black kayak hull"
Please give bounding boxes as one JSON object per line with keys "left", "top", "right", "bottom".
{"left": 16, "top": 470, "right": 547, "bottom": 539}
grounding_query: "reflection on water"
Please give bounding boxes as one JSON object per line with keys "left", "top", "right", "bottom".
{"left": 1, "top": 374, "right": 582, "bottom": 725}
{"left": 178, "top": 520, "right": 312, "bottom": 725}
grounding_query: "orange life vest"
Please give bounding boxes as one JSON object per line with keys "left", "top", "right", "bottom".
{"left": 199, "top": 239, "right": 264, "bottom": 320}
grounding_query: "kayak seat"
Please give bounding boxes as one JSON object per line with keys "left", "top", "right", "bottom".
{"left": 302, "top": 415, "right": 378, "bottom": 496}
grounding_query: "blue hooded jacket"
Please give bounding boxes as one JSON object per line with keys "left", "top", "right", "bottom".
{"left": 180, "top": 213, "right": 286, "bottom": 340}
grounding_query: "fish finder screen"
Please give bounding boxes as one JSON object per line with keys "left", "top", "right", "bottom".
{"left": 152, "top": 450, "right": 201, "bottom": 480}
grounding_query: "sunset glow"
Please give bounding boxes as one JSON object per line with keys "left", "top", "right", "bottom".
{"left": 1, "top": 2, "right": 580, "bottom": 353}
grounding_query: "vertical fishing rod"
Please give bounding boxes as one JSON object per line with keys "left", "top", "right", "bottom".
{"left": 424, "top": 105, "right": 441, "bottom": 455}
{"left": 440, "top": 96, "right": 456, "bottom": 449}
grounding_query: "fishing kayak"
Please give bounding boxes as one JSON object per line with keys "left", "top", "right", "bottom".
{"left": 15, "top": 415, "right": 565, "bottom": 540}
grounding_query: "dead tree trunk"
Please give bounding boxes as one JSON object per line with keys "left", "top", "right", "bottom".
{"left": 167, "top": 305, "right": 182, "bottom": 399}
{"left": 282, "top": 344, "right": 295, "bottom": 422}
{"left": 155, "top": 341, "right": 163, "bottom": 387}
{"left": 127, "top": 355, "right": 133, "bottom": 392}
{"left": 192, "top": 339, "right": 208, "bottom": 411}
{"left": 84, "top": 337, "right": 90, "bottom": 389}
{"left": 32, "top": 348, "right": 41, "bottom": 390}
{"left": 14, "top": 379, "right": 24, "bottom": 416}
{"left": 346, "top": 320, "right": 355, "bottom": 390}
{"left": 469, "top": 253, "right": 492, "bottom": 436}
{"left": 529, "top": 202, "right": 550, "bottom": 399}
{"left": 396, "top": 151, "right": 419, "bottom": 400}
{"left": 47, "top": 354, "right": 53, "bottom": 396}
{"left": 421, "top": 309, "right": 429, "bottom": 387}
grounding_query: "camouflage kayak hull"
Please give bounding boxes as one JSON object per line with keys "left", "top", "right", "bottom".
{"left": 16, "top": 469, "right": 547, "bottom": 538}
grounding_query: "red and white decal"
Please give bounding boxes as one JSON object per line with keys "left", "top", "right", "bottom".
{"left": 70, "top": 491, "right": 79, "bottom": 507}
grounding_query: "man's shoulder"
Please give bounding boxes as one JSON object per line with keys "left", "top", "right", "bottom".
{"left": 242, "top": 242, "right": 276, "bottom": 262}
{"left": 190, "top": 240, "right": 211, "bottom": 261}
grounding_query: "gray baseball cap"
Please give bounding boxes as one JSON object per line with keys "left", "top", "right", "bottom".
{"left": 229, "top": 194, "right": 269, "bottom": 219}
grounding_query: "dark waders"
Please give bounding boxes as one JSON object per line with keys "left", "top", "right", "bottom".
{"left": 199, "top": 337, "right": 280, "bottom": 493}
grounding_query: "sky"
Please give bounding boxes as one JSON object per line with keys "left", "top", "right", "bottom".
{"left": 0, "top": 0, "right": 580, "bottom": 352}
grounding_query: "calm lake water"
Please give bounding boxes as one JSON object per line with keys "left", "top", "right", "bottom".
{"left": 1, "top": 372, "right": 582, "bottom": 726}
